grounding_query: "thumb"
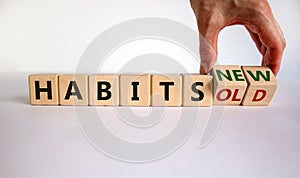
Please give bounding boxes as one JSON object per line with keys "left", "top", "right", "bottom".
{"left": 199, "top": 31, "right": 219, "bottom": 74}
{"left": 191, "top": 5, "right": 223, "bottom": 74}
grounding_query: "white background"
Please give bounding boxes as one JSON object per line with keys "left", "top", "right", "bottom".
{"left": 0, "top": 0, "right": 300, "bottom": 178}
{"left": 0, "top": 0, "right": 299, "bottom": 74}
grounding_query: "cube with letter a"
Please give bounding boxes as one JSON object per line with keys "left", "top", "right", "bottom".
{"left": 212, "top": 65, "right": 248, "bottom": 105}
{"left": 242, "top": 66, "right": 278, "bottom": 106}
{"left": 59, "top": 75, "right": 89, "bottom": 106}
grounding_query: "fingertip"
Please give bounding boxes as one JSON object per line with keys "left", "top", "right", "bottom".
{"left": 200, "top": 64, "right": 212, "bottom": 75}
{"left": 200, "top": 66, "right": 207, "bottom": 74}
{"left": 269, "top": 64, "right": 280, "bottom": 76}
{"left": 263, "top": 63, "right": 280, "bottom": 76}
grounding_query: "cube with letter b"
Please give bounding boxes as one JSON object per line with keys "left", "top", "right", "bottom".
{"left": 212, "top": 65, "right": 248, "bottom": 105}
{"left": 89, "top": 74, "right": 119, "bottom": 106}
{"left": 242, "top": 66, "right": 278, "bottom": 106}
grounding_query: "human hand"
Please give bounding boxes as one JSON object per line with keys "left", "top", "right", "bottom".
{"left": 190, "top": 0, "right": 286, "bottom": 76}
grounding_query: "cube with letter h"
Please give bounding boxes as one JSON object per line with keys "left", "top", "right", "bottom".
{"left": 242, "top": 66, "right": 278, "bottom": 106}
{"left": 29, "top": 74, "right": 59, "bottom": 105}
{"left": 212, "top": 65, "right": 248, "bottom": 105}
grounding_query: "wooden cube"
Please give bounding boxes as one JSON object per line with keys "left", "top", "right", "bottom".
{"left": 119, "top": 74, "right": 151, "bottom": 106}
{"left": 151, "top": 74, "right": 182, "bottom": 106}
{"left": 59, "top": 75, "right": 88, "bottom": 105}
{"left": 89, "top": 74, "right": 119, "bottom": 106}
{"left": 212, "top": 65, "right": 248, "bottom": 105}
{"left": 242, "top": 66, "right": 278, "bottom": 106}
{"left": 28, "top": 74, "right": 59, "bottom": 105}
{"left": 182, "top": 74, "right": 213, "bottom": 106}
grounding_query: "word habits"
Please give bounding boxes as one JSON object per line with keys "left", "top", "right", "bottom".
{"left": 28, "top": 65, "right": 278, "bottom": 106}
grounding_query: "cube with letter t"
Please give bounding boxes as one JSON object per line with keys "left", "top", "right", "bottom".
{"left": 242, "top": 66, "right": 278, "bottom": 106}
{"left": 151, "top": 74, "right": 182, "bottom": 106}
{"left": 212, "top": 65, "right": 248, "bottom": 105}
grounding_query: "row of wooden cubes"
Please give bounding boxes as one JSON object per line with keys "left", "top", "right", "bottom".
{"left": 28, "top": 65, "right": 278, "bottom": 106}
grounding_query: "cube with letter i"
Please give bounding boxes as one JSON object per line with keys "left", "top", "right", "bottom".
{"left": 119, "top": 74, "right": 151, "bottom": 106}
{"left": 212, "top": 65, "right": 248, "bottom": 105}
{"left": 242, "top": 66, "right": 278, "bottom": 106}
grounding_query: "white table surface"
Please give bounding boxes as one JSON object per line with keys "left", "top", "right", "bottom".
{"left": 0, "top": 72, "right": 300, "bottom": 178}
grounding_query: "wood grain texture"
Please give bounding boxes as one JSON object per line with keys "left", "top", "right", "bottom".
{"left": 182, "top": 74, "right": 213, "bottom": 106}
{"left": 242, "top": 66, "right": 278, "bottom": 106}
{"left": 212, "top": 65, "right": 248, "bottom": 105}
{"left": 29, "top": 74, "right": 59, "bottom": 105}
{"left": 89, "top": 74, "right": 119, "bottom": 106}
{"left": 59, "top": 75, "right": 88, "bottom": 105}
{"left": 151, "top": 74, "right": 182, "bottom": 106}
{"left": 28, "top": 70, "right": 279, "bottom": 107}
{"left": 119, "top": 74, "right": 151, "bottom": 106}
